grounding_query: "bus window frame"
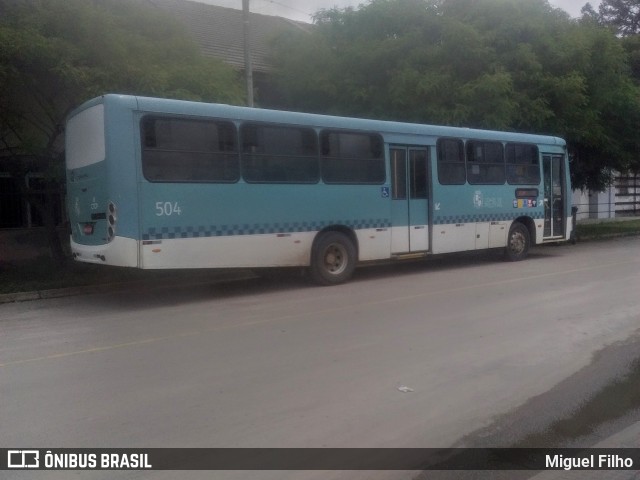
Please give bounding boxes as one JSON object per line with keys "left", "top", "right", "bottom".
{"left": 506, "top": 143, "right": 541, "bottom": 185}
{"left": 140, "top": 114, "right": 240, "bottom": 184}
{"left": 320, "top": 129, "right": 386, "bottom": 185}
{"left": 465, "top": 140, "right": 506, "bottom": 186}
{"left": 436, "top": 137, "right": 466, "bottom": 185}
{"left": 239, "top": 121, "right": 320, "bottom": 184}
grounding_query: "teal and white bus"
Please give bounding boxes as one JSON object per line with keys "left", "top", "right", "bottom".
{"left": 65, "top": 94, "right": 572, "bottom": 285}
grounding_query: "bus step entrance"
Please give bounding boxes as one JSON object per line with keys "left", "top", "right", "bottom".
{"left": 392, "top": 252, "right": 428, "bottom": 261}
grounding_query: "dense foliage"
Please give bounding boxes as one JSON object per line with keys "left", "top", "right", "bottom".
{"left": 582, "top": 0, "right": 640, "bottom": 36}
{"left": 0, "top": 0, "right": 244, "bottom": 261}
{"left": 271, "top": 0, "right": 640, "bottom": 190}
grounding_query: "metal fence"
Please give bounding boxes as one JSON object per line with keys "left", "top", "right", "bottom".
{"left": 615, "top": 173, "right": 640, "bottom": 217}
{"left": 572, "top": 173, "right": 640, "bottom": 221}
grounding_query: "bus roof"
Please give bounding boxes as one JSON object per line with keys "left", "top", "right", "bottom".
{"left": 80, "top": 94, "right": 566, "bottom": 147}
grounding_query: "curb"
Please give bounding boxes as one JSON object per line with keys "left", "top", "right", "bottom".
{"left": 2, "top": 232, "right": 639, "bottom": 305}
{"left": 0, "top": 270, "right": 258, "bottom": 304}
{"left": 528, "top": 420, "right": 640, "bottom": 479}
{"left": 575, "top": 231, "right": 640, "bottom": 242}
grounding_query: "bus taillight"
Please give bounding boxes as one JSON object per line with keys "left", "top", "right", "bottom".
{"left": 107, "top": 202, "right": 117, "bottom": 242}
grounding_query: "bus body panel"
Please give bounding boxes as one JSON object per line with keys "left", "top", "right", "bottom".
{"left": 430, "top": 182, "right": 535, "bottom": 254}
{"left": 137, "top": 180, "right": 392, "bottom": 268}
{"left": 67, "top": 95, "right": 140, "bottom": 265}
{"left": 65, "top": 94, "right": 572, "bottom": 278}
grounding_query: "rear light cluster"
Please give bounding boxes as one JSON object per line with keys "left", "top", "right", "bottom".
{"left": 107, "top": 202, "right": 117, "bottom": 242}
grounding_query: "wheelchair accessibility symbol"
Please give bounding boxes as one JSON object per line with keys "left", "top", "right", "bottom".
{"left": 381, "top": 187, "right": 390, "bottom": 198}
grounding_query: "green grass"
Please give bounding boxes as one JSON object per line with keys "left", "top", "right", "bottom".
{"left": 575, "top": 219, "right": 640, "bottom": 239}
{"left": 1, "top": 257, "right": 142, "bottom": 294}
{"left": 0, "top": 256, "right": 243, "bottom": 295}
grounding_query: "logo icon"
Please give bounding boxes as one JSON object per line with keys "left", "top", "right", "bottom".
{"left": 8, "top": 450, "right": 40, "bottom": 469}
{"left": 473, "top": 191, "right": 483, "bottom": 208}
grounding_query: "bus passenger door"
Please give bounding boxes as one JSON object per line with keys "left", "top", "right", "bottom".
{"left": 390, "top": 146, "right": 430, "bottom": 253}
{"left": 543, "top": 155, "right": 565, "bottom": 238}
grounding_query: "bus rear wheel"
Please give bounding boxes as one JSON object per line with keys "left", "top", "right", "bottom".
{"left": 505, "top": 222, "right": 530, "bottom": 261}
{"left": 310, "top": 232, "right": 357, "bottom": 285}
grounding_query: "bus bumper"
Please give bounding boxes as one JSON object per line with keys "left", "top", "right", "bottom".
{"left": 70, "top": 236, "right": 138, "bottom": 267}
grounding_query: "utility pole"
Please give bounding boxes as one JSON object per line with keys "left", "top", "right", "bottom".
{"left": 242, "top": 0, "right": 254, "bottom": 107}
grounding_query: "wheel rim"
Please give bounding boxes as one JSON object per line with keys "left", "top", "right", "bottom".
{"left": 509, "top": 230, "right": 526, "bottom": 255}
{"left": 323, "top": 243, "right": 348, "bottom": 275}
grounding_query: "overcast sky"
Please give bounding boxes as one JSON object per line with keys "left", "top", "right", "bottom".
{"left": 196, "top": 0, "right": 601, "bottom": 22}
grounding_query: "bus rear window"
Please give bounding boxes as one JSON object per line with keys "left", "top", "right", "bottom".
{"left": 320, "top": 131, "right": 385, "bottom": 184}
{"left": 141, "top": 116, "right": 239, "bottom": 183}
{"left": 66, "top": 104, "right": 106, "bottom": 170}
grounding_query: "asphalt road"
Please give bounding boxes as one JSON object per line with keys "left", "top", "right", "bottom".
{"left": 1, "top": 237, "right": 640, "bottom": 480}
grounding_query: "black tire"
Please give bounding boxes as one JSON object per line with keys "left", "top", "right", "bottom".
{"left": 310, "top": 232, "right": 357, "bottom": 285}
{"left": 505, "top": 222, "right": 530, "bottom": 261}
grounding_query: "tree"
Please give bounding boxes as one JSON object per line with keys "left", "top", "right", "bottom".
{"left": 582, "top": 0, "right": 640, "bottom": 35}
{"left": 622, "top": 34, "right": 640, "bottom": 82}
{"left": 582, "top": 1, "right": 640, "bottom": 82}
{"left": 0, "top": 0, "right": 244, "bottom": 263}
{"left": 271, "top": 0, "right": 640, "bottom": 190}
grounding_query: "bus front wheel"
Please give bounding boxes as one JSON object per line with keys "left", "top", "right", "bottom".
{"left": 505, "top": 222, "right": 530, "bottom": 261}
{"left": 310, "top": 232, "right": 357, "bottom": 285}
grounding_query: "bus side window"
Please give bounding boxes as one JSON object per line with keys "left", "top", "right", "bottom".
{"left": 240, "top": 123, "right": 319, "bottom": 184}
{"left": 141, "top": 116, "right": 239, "bottom": 183}
{"left": 320, "top": 131, "right": 385, "bottom": 184}
{"left": 436, "top": 138, "right": 466, "bottom": 185}
{"left": 506, "top": 143, "right": 540, "bottom": 185}
{"left": 466, "top": 141, "right": 505, "bottom": 185}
